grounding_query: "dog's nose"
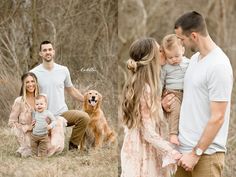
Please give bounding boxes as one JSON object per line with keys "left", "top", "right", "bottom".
{"left": 91, "top": 96, "right": 96, "bottom": 100}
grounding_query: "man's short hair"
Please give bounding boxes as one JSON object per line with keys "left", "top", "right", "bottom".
{"left": 39, "top": 40, "right": 52, "bottom": 51}
{"left": 174, "top": 11, "right": 208, "bottom": 36}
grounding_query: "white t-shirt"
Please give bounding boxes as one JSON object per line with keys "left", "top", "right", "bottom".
{"left": 31, "top": 63, "right": 73, "bottom": 116}
{"left": 178, "top": 46, "right": 233, "bottom": 154}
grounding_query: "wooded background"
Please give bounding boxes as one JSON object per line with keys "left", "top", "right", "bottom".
{"left": 118, "top": 0, "right": 236, "bottom": 176}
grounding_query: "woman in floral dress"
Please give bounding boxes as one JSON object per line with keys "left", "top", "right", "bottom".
{"left": 121, "top": 38, "right": 182, "bottom": 177}
{"left": 8, "top": 72, "right": 39, "bottom": 157}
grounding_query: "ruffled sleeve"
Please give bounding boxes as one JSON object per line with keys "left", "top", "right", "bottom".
{"left": 140, "top": 84, "right": 178, "bottom": 171}
{"left": 8, "top": 97, "right": 22, "bottom": 128}
{"left": 8, "top": 97, "right": 31, "bottom": 133}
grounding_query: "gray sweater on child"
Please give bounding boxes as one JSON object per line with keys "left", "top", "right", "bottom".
{"left": 161, "top": 56, "right": 190, "bottom": 90}
{"left": 32, "top": 110, "right": 56, "bottom": 136}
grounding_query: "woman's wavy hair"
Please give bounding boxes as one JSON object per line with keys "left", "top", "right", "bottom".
{"left": 20, "top": 72, "right": 39, "bottom": 102}
{"left": 122, "top": 37, "right": 162, "bottom": 129}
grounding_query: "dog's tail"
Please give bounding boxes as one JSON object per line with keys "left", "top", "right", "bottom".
{"left": 104, "top": 124, "right": 116, "bottom": 144}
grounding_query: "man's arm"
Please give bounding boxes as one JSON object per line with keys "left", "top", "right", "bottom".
{"left": 65, "top": 86, "right": 84, "bottom": 102}
{"left": 195, "top": 101, "right": 227, "bottom": 151}
{"left": 178, "top": 101, "right": 228, "bottom": 171}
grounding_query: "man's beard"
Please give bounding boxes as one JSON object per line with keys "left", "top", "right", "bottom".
{"left": 43, "top": 56, "right": 53, "bottom": 62}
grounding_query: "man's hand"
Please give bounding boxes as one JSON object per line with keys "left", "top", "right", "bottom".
{"left": 161, "top": 93, "right": 175, "bottom": 112}
{"left": 177, "top": 151, "right": 200, "bottom": 171}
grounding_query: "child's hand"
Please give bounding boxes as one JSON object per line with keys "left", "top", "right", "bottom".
{"left": 46, "top": 117, "right": 51, "bottom": 124}
{"left": 32, "top": 120, "right": 36, "bottom": 126}
{"left": 170, "top": 134, "right": 180, "bottom": 146}
{"left": 47, "top": 125, "right": 51, "bottom": 130}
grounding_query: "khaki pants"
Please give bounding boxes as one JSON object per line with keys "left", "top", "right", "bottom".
{"left": 175, "top": 152, "right": 225, "bottom": 177}
{"left": 61, "top": 110, "right": 90, "bottom": 148}
{"left": 163, "top": 89, "right": 183, "bottom": 135}
{"left": 31, "top": 133, "right": 49, "bottom": 157}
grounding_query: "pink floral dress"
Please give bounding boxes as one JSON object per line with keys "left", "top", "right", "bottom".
{"left": 8, "top": 97, "right": 34, "bottom": 157}
{"left": 121, "top": 85, "right": 177, "bottom": 177}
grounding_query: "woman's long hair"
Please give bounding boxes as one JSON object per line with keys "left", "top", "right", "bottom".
{"left": 122, "top": 38, "right": 162, "bottom": 129}
{"left": 20, "top": 72, "right": 39, "bottom": 102}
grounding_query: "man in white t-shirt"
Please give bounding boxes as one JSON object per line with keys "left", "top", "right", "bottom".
{"left": 162, "top": 11, "right": 233, "bottom": 177}
{"left": 31, "top": 41, "right": 90, "bottom": 151}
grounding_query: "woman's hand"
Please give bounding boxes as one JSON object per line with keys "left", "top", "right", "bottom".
{"left": 172, "top": 150, "right": 182, "bottom": 161}
{"left": 161, "top": 93, "right": 175, "bottom": 112}
{"left": 22, "top": 124, "right": 33, "bottom": 132}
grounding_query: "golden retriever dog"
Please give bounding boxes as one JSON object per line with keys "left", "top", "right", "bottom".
{"left": 83, "top": 90, "right": 116, "bottom": 148}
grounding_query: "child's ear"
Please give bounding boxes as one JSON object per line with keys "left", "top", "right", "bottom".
{"left": 159, "top": 49, "right": 166, "bottom": 66}
{"left": 39, "top": 51, "right": 43, "bottom": 57}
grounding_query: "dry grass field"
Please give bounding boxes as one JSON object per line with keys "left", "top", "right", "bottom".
{"left": 0, "top": 127, "right": 118, "bottom": 177}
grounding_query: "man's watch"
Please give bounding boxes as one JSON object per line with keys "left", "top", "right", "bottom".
{"left": 194, "top": 147, "right": 203, "bottom": 156}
